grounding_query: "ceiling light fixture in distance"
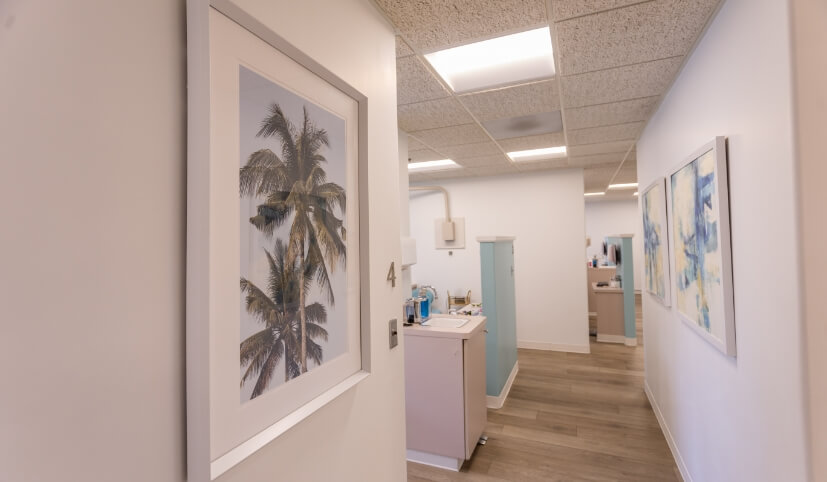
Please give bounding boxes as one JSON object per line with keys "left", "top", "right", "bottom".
{"left": 607, "top": 182, "right": 639, "bottom": 190}
{"left": 507, "top": 146, "right": 566, "bottom": 162}
{"left": 424, "top": 27, "right": 555, "bottom": 94}
{"left": 584, "top": 192, "right": 605, "bottom": 197}
{"left": 408, "top": 159, "right": 460, "bottom": 171}
{"left": 633, "top": 191, "right": 639, "bottom": 196}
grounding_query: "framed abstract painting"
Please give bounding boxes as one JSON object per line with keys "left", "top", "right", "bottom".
{"left": 186, "top": 1, "right": 371, "bottom": 480}
{"left": 667, "top": 137, "right": 735, "bottom": 356}
{"left": 641, "top": 177, "right": 670, "bottom": 306}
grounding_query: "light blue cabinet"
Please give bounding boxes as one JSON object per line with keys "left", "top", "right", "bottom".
{"left": 478, "top": 237, "right": 518, "bottom": 400}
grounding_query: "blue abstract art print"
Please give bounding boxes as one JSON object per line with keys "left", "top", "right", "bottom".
{"left": 642, "top": 178, "right": 670, "bottom": 306}
{"left": 668, "top": 137, "right": 736, "bottom": 356}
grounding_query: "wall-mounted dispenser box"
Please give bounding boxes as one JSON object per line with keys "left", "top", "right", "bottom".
{"left": 401, "top": 237, "right": 417, "bottom": 267}
{"left": 435, "top": 217, "right": 465, "bottom": 249}
{"left": 441, "top": 220, "right": 455, "bottom": 241}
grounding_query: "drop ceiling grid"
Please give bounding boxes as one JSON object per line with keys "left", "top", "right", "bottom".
{"left": 381, "top": 0, "right": 721, "bottom": 186}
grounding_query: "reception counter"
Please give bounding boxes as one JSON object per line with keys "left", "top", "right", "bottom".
{"left": 591, "top": 282, "right": 626, "bottom": 344}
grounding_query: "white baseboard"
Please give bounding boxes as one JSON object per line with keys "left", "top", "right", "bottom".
{"left": 406, "top": 449, "right": 462, "bottom": 472}
{"left": 625, "top": 337, "right": 638, "bottom": 346}
{"left": 517, "top": 341, "right": 591, "bottom": 354}
{"left": 596, "top": 334, "right": 626, "bottom": 344}
{"left": 644, "top": 381, "right": 692, "bottom": 482}
{"left": 487, "top": 361, "right": 518, "bottom": 409}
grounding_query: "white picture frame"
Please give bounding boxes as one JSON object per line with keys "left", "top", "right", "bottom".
{"left": 641, "top": 177, "right": 671, "bottom": 307}
{"left": 186, "top": 1, "right": 372, "bottom": 480}
{"left": 666, "top": 136, "right": 735, "bottom": 356}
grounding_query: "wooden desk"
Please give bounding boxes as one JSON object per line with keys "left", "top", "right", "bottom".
{"left": 592, "top": 283, "right": 625, "bottom": 344}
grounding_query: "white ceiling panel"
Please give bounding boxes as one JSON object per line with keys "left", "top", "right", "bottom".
{"left": 556, "top": 0, "right": 719, "bottom": 75}
{"left": 515, "top": 158, "right": 569, "bottom": 171}
{"left": 560, "top": 57, "right": 683, "bottom": 108}
{"left": 427, "top": 168, "right": 474, "bottom": 180}
{"left": 564, "top": 96, "right": 659, "bottom": 130}
{"left": 458, "top": 80, "right": 559, "bottom": 121}
{"left": 408, "top": 149, "right": 444, "bottom": 163}
{"left": 568, "top": 122, "right": 644, "bottom": 146}
{"left": 497, "top": 132, "right": 566, "bottom": 152}
{"left": 568, "top": 141, "right": 635, "bottom": 157}
{"left": 407, "top": 136, "right": 428, "bottom": 151}
{"left": 550, "top": 0, "right": 645, "bottom": 21}
{"left": 373, "top": 0, "right": 547, "bottom": 53}
{"left": 398, "top": 97, "right": 473, "bottom": 131}
{"left": 440, "top": 141, "right": 502, "bottom": 159}
{"left": 568, "top": 152, "right": 634, "bottom": 167}
{"left": 409, "top": 123, "right": 490, "bottom": 148}
{"left": 396, "top": 36, "right": 415, "bottom": 57}
{"left": 466, "top": 165, "right": 521, "bottom": 177}
{"left": 397, "top": 56, "right": 450, "bottom": 105}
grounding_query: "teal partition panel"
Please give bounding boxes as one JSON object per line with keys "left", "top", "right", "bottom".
{"left": 607, "top": 236, "right": 636, "bottom": 341}
{"left": 480, "top": 239, "right": 518, "bottom": 397}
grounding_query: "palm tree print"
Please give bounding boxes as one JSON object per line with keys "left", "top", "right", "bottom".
{"left": 240, "top": 102, "right": 346, "bottom": 376}
{"left": 240, "top": 239, "right": 329, "bottom": 399}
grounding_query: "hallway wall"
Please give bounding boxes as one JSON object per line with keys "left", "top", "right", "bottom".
{"left": 637, "top": 0, "right": 809, "bottom": 481}
{"left": 0, "top": 0, "right": 406, "bottom": 481}
{"left": 409, "top": 170, "right": 590, "bottom": 353}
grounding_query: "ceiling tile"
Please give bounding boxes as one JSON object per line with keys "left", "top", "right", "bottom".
{"left": 440, "top": 141, "right": 502, "bottom": 159}
{"left": 568, "top": 141, "right": 635, "bottom": 157}
{"left": 556, "top": 0, "right": 719, "bottom": 75}
{"left": 427, "top": 168, "right": 473, "bottom": 180}
{"left": 564, "top": 97, "right": 659, "bottom": 130}
{"left": 560, "top": 57, "right": 683, "bottom": 108}
{"left": 459, "top": 80, "right": 560, "bottom": 121}
{"left": 409, "top": 124, "right": 490, "bottom": 148}
{"left": 550, "top": 0, "right": 645, "bottom": 21}
{"left": 568, "top": 122, "right": 644, "bottom": 146}
{"left": 454, "top": 154, "right": 510, "bottom": 168}
{"left": 466, "top": 165, "right": 521, "bottom": 177}
{"left": 497, "top": 132, "right": 566, "bottom": 152}
{"left": 482, "top": 111, "right": 563, "bottom": 140}
{"left": 373, "top": 0, "right": 547, "bottom": 53}
{"left": 396, "top": 36, "right": 415, "bottom": 57}
{"left": 409, "top": 171, "right": 434, "bottom": 182}
{"left": 612, "top": 165, "right": 638, "bottom": 184}
{"left": 398, "top": 97, "right": 473, "bottom": 131}
{"left": 568, "top": 151, "right": 635, "bottom": 167}
{"left": 408, "top": 149, "right": 444, "bottom": 163}
{"left": 397, "top": 56, "right": 450, "bottom": 105}
{"left": 407, "top": 136, "right": 428, "bottom": 151}
{"left": 515, "top": 158, "right": 570, "bottom": 171}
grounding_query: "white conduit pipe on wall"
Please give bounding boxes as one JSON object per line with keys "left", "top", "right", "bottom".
{"left": 409, "top": 185, "right": 451, "bottom": 222}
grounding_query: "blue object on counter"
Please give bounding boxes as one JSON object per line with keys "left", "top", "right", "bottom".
{"left": 419, "top": 296, "right": 430, "bottom": 320}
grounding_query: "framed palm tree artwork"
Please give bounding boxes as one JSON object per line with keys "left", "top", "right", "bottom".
{"left": 186, "top": 1, "right": 370, "bottom": 480}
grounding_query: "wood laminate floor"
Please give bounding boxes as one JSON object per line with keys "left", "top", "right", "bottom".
{"left": 408, "top": 296, "right": 681, "bottom": 482}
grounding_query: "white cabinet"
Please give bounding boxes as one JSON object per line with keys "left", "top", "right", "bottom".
{"left": 403, "top": 316, "right": 487, "bottom": 470}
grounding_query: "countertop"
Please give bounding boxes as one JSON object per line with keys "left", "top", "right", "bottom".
{"left": 403, "top": 314, "right": 486, "bottom": 340}
{"left": 592, "top": 282, "right": 624, "bottom": 294}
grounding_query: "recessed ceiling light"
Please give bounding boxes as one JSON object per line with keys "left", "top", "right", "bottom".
{"left": 507, "top": 146, "right": 567, "bottom": 162}
{"left": 408, "top": 159, "right": 459, "bottom": 171}
{"left": 608, "top": 182, "right": 638, "bottom": 190}
{"left": 584, "top": 192, "right": 605, "bottom": 197}
{"left": 424, "top": 27, "right": 555, "bottom": 94}
{"left": 633, "top": 191, "right": 639, "bottom": 196}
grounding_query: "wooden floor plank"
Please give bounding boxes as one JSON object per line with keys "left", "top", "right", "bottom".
{"left": 407, "top": 296, "right": 680, "bottom": 481}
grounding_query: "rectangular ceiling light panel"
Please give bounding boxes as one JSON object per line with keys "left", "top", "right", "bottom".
{"left": 507, "top": 146, "right": 566, "bottom": 162}
{"left": 608, "top": 182, "right": 638, "bottom": 190}
{"left": 408, "top": 159, "right": 460, "bottom": 171}
{"left": 424, "top": 27, "right": 555, "bottom": 94}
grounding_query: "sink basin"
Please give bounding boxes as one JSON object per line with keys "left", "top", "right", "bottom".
{"left": 422, "top": 317, "right": 468, "bottom": 329}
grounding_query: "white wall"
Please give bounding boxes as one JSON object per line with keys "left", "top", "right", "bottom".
{"left": 409, "top": 170, "right": 590, "bottom": 353}
{"left": 398, "top": 130, "right": 412, "bottom": 299}
{"left": 584, "top": 200, "right": 643, "bottom": 291}
{"left": 0, "top": 1, "right": 407, "bottom": 481}
{"left": 637, "top": 1, "right": 809, "bottom": 481}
